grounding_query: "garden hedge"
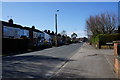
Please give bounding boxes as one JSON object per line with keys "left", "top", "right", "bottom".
{"left": 90, "top": 33, "right": 120, "bottom": 48}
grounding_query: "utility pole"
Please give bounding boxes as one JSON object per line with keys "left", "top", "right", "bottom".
{"left": 55, "top": 10, "right": 59, "bottom": 47}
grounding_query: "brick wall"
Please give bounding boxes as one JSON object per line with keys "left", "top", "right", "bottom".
{"left": 114, "top": 42, "right": 120, "bottom": 78}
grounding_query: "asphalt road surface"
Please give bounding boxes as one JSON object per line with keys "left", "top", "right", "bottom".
{"left": 2, "top": 43, "right": 83, "bottom": 78}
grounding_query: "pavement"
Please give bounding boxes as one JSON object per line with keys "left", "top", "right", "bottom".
{"left": 2, "top": 42, "right": 117, "bottom": 78}
{"left": 99, "top": 48, "right": 115, "bottom": 72}
{"left": 52, "top": 43, "right": 117, "bottom": 78}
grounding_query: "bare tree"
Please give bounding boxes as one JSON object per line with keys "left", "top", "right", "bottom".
{"left": 60, "top": 30, "right": 67, "bottom": 36}
{"left": 86, "top": 12, "right": 117, "bottom": 36}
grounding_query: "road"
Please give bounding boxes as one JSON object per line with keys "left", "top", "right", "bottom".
{"left": 2, "top": 43, "right": 83, "bottom": 78}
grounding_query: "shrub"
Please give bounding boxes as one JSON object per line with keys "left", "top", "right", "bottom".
{"left": 90, "top": 33, "right": 120, "bottom": 48}
{"left": 99, "top": 34, "right": 120, "bottom": 45}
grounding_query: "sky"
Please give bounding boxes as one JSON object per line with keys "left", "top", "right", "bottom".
{"left": 1, "top": 2, "right": 118, "bottom": 37}
{"left": 1, "top": 0, "right": 119, "bottom": 2}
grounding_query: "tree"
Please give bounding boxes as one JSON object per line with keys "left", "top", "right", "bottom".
{"left": 71, "top": 32, "right": 77, "bottom": 39}
{"left": 118, "top": 25, "right": 120, "bottom": 33}
{"left": 60, "top": 30, "right": 67, "bottom": 36}
{"left": 71, "top": 32, "right": 78, "bottom": 43}
{"left": 57, "top": 33, "right": 61, "bottom": 37}
{"left": 86, "top": 12, "right": 117, "bottom": 37}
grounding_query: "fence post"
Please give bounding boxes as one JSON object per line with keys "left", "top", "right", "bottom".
{"left": 114, "top": 41, "right": 120, "bottom": 78}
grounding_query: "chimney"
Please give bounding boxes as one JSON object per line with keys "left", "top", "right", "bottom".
{"left": 48, "top": 30, "right": 50, "bottom": 34}
{"left": 8, "top": 19, "right": 13, "bottom": 24}
{"left": 32, "top": 26, "right": 35, "bottom": 29}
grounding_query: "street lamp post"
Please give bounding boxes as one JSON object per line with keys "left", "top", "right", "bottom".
{"left": 55, "top": 10, "right": 59, "bottom": 47}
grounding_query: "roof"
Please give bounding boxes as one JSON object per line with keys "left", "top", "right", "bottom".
{"left": 1, "top": 20, "right": 43, "bottom": 33}
{"left": 1, "top": 20, "right": 23, "bottom": 29}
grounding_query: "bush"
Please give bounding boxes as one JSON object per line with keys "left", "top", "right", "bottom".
{"left": 99, "top": 34, "right": 120, "bottom": 44}
{"left": 3, "top": 38, "right": 29, "bottom": 54}
{"left": 90, "top": 33, "right": 120, "bottom": 48}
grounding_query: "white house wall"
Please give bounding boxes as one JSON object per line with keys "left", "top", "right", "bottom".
{"left": 3, "top": 25, "right": 24, "bottom": 38}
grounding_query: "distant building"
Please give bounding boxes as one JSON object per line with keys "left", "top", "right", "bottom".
{"left": 43, "top": 30, "right": 55, "bottom": 45}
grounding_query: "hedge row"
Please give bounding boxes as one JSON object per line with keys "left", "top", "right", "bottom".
{"left": 3, "top": 38, "right": 29, "bottom": 54}
{"left": 2, "top": 38, "right": 52, "bottom": 55}
{"left": 90, "top": 33, "right": 120, "bottom": 48}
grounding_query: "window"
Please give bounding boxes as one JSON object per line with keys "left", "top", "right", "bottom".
{"left": 23, "top": 30, "right": 29, "bottom": 37}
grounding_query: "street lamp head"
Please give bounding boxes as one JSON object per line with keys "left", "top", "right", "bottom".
{"left": 57, "top": 10, "right": 59, "bottom": 12}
